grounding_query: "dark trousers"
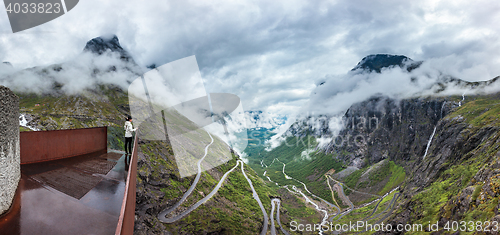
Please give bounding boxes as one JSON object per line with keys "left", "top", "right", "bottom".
{"left": 125, "top": 137, "right": 133, "bottom": 154}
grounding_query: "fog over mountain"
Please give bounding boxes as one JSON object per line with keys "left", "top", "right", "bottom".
{"left": 2, "top": 2, "right": 500, "bottom": 234}
{"left": 306, "top": 54, "right": 500, "bottom": 116}
{"left": 265, "top": 54, "right": 500, "bottom": 150}
{"left": 0, "top": 35, "right": 143, "bottom": 95}
{"left": 1, "top": 0, "right": 500, "bottom": 117}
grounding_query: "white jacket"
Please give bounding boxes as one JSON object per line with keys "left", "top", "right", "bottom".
{"left": 124, "top": 121, "right": 137, "bottom": 137}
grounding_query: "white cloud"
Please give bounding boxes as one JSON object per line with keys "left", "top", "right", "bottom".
{"left": 0, "top": 50, "right": 141, "bottom": 94}
{"left": 0, "top": 0, "right": 499, "bottom": 117}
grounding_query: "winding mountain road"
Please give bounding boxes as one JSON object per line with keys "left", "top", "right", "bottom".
{"left": 327, "top": 175, "right": 400, "bottom": 223}
{"left": 278, "top": 160, "right": 332, "bottom": 219}
{"left": 270, "top": 199, "right": 277, "bottom": 235}
{"left": 240, "top": 160, "right": 269, "bottom": 235}
{"left": 158, "top": 160, "right": 240, "bottom": 223}
{"left": 373, "top": 192, "right": 401, "bottom": 223}
{"left": 271, "top": 198, "right": 290, "bottom": 235}
{"left": 264, "top": 158, "right": 338, "bottom": 234}
{"left": 158, "top": 131, "right": 214, "bottom": 220}
{"left": 326, "top": 175, "right": 341, "bottom": 209}
{"left": 355, "top": 192, "right": 401, "bottom": 234}
{"left": 335, "top": 183, "right": 354, "bottom": 221}
{"left": 327, "top": 175, "right": 380, "bottom": 198}
{"left": 159, "top": 132, "right": 269, "bottom": 235}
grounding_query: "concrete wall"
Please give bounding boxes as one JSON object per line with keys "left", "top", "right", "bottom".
{"left": 0, "top": 86, "right": 20, "bottom": 215}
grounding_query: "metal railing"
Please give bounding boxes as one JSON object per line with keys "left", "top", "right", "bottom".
{"left": 20, "top": 127, "right": 108, "bottom": 164}
{"left": 115, "top": 134, "right": 138, "bottom": 235}
{"left": 19, "top": 126, "right": 139, "bottom": 234}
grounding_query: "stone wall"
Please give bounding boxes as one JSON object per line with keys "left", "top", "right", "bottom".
{"left": 0, "top": 85, "right": 20, "bottom": 215}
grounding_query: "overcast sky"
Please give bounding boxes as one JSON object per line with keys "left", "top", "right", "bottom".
{"left": 1, "top": 0, "right": 500, "bottom": 117}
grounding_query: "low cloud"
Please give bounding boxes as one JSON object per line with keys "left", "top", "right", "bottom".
{"left": 0, "top": 51, "right": 143, "bottom": 95}
{"left": 305, "top": 56, "right": 500, "bottom": 117}
{"left": 264, "top": 54, "right": 500, "bottom": 150}
{"left": 1, "top": 0, "right": 499, "bottom": 117}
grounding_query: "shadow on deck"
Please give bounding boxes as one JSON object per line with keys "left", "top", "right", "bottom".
{"left": 0, "top": 127, "right": 138, "bottom": 235}
{"left": 0, "top": 150, "right": 131, "bottom": 235}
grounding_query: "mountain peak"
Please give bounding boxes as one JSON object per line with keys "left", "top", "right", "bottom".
{"left": 83, "top": 35, "right": 134, "bottom": 62}
{"left": 351, "top": 54, "right": 416, "bottom": 73}
{"left": 84, "top": 35, "right": 122, "bottom": 54}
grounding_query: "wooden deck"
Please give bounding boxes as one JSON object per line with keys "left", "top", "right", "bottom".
{"left": 0, "top": 150, "right": 129, "bottom": 235}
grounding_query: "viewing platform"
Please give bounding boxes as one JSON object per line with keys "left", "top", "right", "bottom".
{"left": 0, "top": 127, "right": 138, "bottom": 235}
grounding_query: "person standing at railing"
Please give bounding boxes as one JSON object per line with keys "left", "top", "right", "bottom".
{"left": 124, "top": 116, "right": 137, "bottom": 155}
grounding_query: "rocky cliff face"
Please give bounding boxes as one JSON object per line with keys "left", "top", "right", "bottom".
{"left": 385, "top": 93, "right": 500, "bottom": 233}
{"left": 271, "top": 54, "right": 500, "bottom": 233}
{"left": 0, "top": 86, "right": 20, "bottom": 216}
{"left": 325, "top": 95, "right": 452, "bottom": 169}
{"left": 283, "top": 54, "right": 499, "bottom": 144}
{"left": 320, "top": 91, "right": 500, "bottom": 232}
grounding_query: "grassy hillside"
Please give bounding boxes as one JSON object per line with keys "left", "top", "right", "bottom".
{"left": 135, "top": 138, "right": 323, "bottom": 234}
{"left": 16, "top": 84, "right": 130, "bottom": 150}
{"left": 15, "top": 85, "right": 328, "bottom": 234}
{"left": 248, "top": 135, "right": 405, "bottom": 208}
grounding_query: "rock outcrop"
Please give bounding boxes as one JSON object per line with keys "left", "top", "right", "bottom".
{"left": 0, "top": 86, "right": 20, "bottom": 216}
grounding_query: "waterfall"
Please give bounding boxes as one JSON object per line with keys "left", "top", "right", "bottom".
{"left": 423, "top": 102, "right": 446, "bottom": 160}
{"left": 19, "top": 114, "right": 38, "bottom": 131}
{"left": 440, "top": 101, "right": 446, "bottom": 119}
{"left": 422, "top": 126, "right": 436, "bottom": 160}
{"left": 459, "top": 93, "right": 465, "bottom": 107}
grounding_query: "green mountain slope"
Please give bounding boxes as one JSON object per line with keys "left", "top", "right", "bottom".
{"left": 5, "top": 35, "right": 329, "bottom": 234}
{"left": 246, "top": 92, "right": 500, "bottom": 234}
{"left": 135, "top": 134, "right": 324, "bottom": 234}
{"left": 16, "top": 84, "right": 131, "bottom": 150}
